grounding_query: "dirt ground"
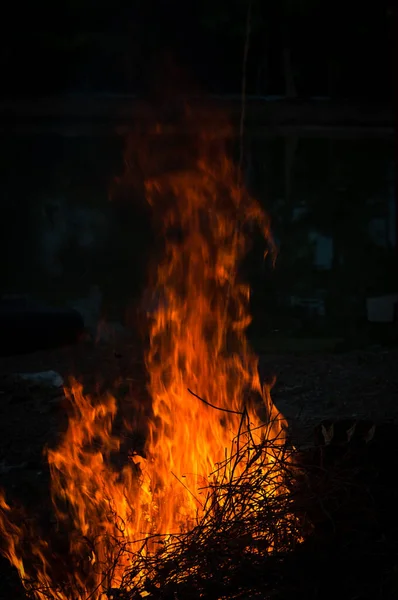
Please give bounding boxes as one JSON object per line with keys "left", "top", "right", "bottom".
{"left": 0, "top": 339, "right": 397, "bottom": 598}
{"left": 260, "top": 345, "right": 398, "bottom": 442}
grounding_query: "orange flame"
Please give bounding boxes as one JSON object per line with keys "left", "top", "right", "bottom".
{"left": 0, "top": 126, "right": 289, "bottom": 599}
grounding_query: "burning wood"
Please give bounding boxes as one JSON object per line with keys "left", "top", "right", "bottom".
{"left": 1, "top": 112, "right": 397, "bottom": 600}
{"left": 0, "top": 123, "right": 295, "bottom": 599}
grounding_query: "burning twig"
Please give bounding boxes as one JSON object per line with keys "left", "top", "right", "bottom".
{"left": 107, "top": 407, "right": 299, "bottom": 600}
{"left": 171, "top": 471, "right": 203, "bottom": 508}
{"left": 187, "top": 388, "right": 244, "bottom": 416}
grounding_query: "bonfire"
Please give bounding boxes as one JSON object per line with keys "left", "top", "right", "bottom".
{"left": 0, "top": 124, "right": 299, "bottom": 599}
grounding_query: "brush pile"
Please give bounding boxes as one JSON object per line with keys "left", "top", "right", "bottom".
{"left": 6, "top": 412, "right": 398, "bottom": 600}
{"left": 108, "top": 418, "right": 398, "bottom": 600}
{"left": 112, "top": 408, "right": 300, "bottom": 600}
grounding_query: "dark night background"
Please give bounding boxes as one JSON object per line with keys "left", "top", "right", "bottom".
{"left": 0, "top": 4, "right": 398, "bottom": 600}
{"left": 0, "top": 0, "right": 396, "bottom": 342}
{"left": 0, "top": 0, "right": 394, "bottom": 98}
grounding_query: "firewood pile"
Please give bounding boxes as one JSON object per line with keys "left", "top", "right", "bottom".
{"left": 104, "top": 418, "right": 398, "bottom": 600}
{"left": 1, "top": 380, "right": 398, "bottom": 600}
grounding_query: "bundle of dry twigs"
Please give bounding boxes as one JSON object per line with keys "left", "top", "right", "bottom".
{"left": 20, "top": 408, "right": 398, "bottom": 600}
{"left": 108, "top": 404, "right": 301, "bottom": 600}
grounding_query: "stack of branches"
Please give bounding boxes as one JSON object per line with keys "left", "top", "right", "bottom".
{"left": 110, "top": 414, "right": 398, "bottom": 600}
{"left": 109, "top": 403, "right": 302, "bottom": 600}
{"left": 22, "top": 411, "right": 398, "bottom": 600}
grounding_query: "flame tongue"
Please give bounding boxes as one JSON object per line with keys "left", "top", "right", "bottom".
{"left": 143, "top": 146, "right": 284, "bottom": 535}
{"left": 0, "top": 133, "right": 287, "bottom": 599}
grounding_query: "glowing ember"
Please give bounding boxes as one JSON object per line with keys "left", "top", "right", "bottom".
{"left": 0, "top": 127, "right": 289, "bottom": 599}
